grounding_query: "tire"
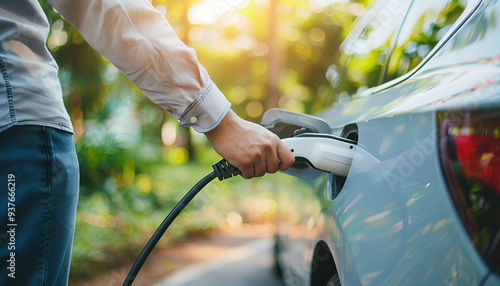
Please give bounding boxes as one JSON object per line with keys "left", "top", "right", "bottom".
{"left": 272, "top": 235, "right": 284, "bottom": 278}
{"left": 325, "top": 273, "right": 341, "bottom": 286}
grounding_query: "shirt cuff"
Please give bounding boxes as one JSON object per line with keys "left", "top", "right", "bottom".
{"left": 179, "top": 80, "right": 231, "bottom": 133}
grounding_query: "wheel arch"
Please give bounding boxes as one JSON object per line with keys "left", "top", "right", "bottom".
{"left": 310, "top": 240, "right": 339, "bottom": 286}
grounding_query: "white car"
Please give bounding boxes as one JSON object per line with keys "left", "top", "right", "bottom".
{"left": 269, "top": 0, "right": 500, "bottom": 285}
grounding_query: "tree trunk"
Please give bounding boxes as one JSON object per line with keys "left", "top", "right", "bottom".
{"left": 266, "top": 0, "right": 282, "bottom": 110}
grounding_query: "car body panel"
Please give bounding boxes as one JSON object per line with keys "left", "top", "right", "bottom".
{"left": 485, "top": 273, "right": 500, "bottom": 286}
{"left": 330, "top": 113, "right": 488, "bottom": 285}
{"left": 274, "top": 0, "right": 500, "bottom": 285}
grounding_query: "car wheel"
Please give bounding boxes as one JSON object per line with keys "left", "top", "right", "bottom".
{"left": 272, "top": 236, "right": 283, "bottom": 278}
{"left": 325, "top": 274, "right": 340, "bottom": 286}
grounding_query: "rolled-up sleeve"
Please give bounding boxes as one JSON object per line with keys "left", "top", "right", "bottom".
{"left": 48, "top": 0, "right": 230, "bottom": 132}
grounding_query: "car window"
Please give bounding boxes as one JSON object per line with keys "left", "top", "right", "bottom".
{"left": 332, "top": 0, "right": 413, "bottom": 97}
{"left": 383, "top": 0, "right": 468, "bottom": 82}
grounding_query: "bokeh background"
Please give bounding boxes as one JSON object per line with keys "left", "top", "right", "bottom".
{"left": 39, "top": 0, "right": 370, "bottom": 282}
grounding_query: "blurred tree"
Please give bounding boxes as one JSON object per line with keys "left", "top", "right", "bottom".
{"left": 266, "top": 0, "right": 282, "bottom": 109}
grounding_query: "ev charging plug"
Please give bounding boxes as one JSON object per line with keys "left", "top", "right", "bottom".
{"left": 282, "top": 133, "right": 356, "bottom": 177}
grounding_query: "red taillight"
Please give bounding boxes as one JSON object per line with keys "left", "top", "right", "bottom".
{"left": 454, "top": 134, "right": 500, "bottom": 194}
{"left": 439, "top": 110, "right": 500, "bottom": 275}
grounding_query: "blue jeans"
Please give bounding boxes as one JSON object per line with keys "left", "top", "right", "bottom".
{"left": 0, "top": 126, "right": 79, "bottom": 285}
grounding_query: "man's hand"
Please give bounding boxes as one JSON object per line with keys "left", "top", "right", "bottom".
{"left": 205, "top": 110, "right": 295, "bottom": 179}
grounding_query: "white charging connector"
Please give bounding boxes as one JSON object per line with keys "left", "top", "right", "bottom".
{"left": 282, "top": 134, "right": 356, "bottom": 177}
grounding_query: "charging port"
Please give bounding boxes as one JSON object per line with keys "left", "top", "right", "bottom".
{"left": 327, "top": 123, "right": 358, "bottom": 201}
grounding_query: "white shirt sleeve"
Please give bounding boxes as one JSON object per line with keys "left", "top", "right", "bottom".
{"left": 47, "top": 0, "right": 230, "bottom": 132}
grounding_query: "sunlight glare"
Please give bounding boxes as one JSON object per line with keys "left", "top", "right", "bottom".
{"left": 188, "top": 0, "right": 251, "bottom": 25}
{"left": 252, "top": 42, "right": 269, "bottom": 56}
{"left": 234, "top": 34, "right": 256, "bottom": 50}
{"left": 161, "top": 122, "right": 177, "bottom": 145}
{"left": 309, "top": 0, "right": 348, "bottom": 13}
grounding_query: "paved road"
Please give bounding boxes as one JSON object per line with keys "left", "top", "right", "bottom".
{"left": 152, "top": 238, "right": 285, "bottom": 286}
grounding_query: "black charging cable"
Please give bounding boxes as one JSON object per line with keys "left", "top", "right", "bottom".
{"left": 122, "top": 159, "right": 241, "bottom": 286}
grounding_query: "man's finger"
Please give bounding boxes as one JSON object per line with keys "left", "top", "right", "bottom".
{"left": 253, "top": 157, "right": 267, "bottom": 177}
{"left": 277, "top": 140, "right": 295, "bottom": 171}
{"left": 265, "top": 149, "right": 280, "bottom": 174}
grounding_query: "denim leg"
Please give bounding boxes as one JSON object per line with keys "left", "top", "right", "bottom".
{"left": 0, "top": 126, "right": 79, "bottom": 285}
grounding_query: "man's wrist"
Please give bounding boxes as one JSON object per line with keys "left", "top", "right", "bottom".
{"left": 204, "top": 109, "right": 238, "bottom": 138}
